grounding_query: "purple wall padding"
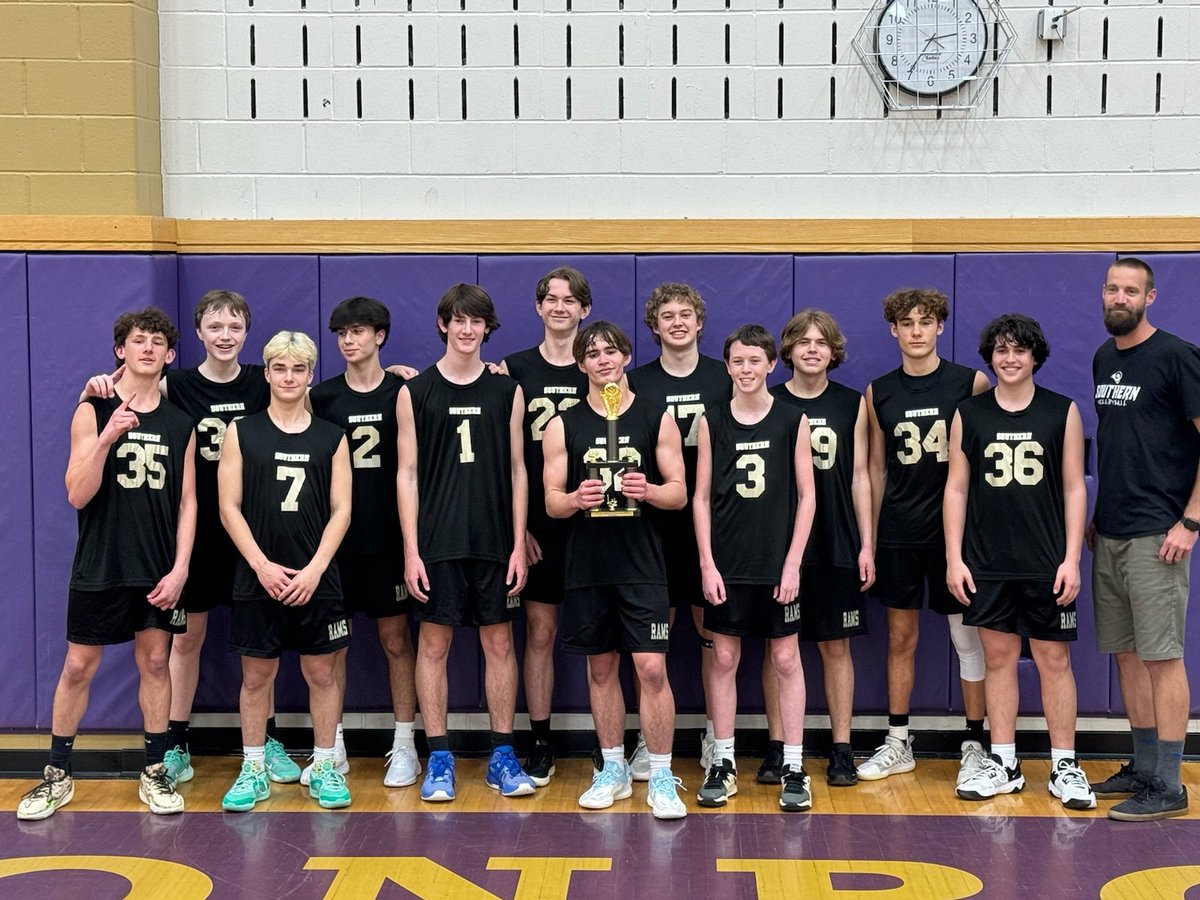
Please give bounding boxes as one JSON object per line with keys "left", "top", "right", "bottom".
{"left": 318, "top": 255, "right": 481, "bottom": 712}
{"left": 176, "top": 255, "right": 321, "bottom": 370}
{"left": 0, "top": 254, "right": 36, "bottom": 727}
{"left": 953, "top": 253, "right": 1115, "bottom": 715}
{"left": 318, "top": 254, "right": 479, "bottom": 377}
{"left": 27, "top": 253, "right": 179, "bottom": 729}
{"left": 793, "top": 255, "right": 957, "bottom": 715}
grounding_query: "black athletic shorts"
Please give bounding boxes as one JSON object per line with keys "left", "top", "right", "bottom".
{"left": 67, "top": 587, "right": 187, "bottom": 645}
{"left": 522, "top": 527, "right": 567, "bottom": 607}
{"left": 230, "top": 595, "right": 350, "bottom": 658}
{"left": 414, "top": 559, "right": 520, "bottom": 628}
{"left": 339, "top": 553, "right": 411, "bottom": 619}
{"left": 562, "top": 584, "right": 671, "bottom": 654}
{"left": 871, "top": 546, "right": 960, "bottom": 615}
{"left": 962, "top": 578, "right": 1078, "bottom": 642}
{"left": 179, "top": 538, "right": 236, "bottom": 614}
{"left": 705, "top": 583, "right": 803, "bottom": 640}
{"left": 799, "top": 564, "right": 869, "bottom": 642}
{"left": 662, "top": 525, "right": 704, "bottom": 609}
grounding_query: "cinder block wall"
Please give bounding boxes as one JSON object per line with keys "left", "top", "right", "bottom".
{"left": 0, "top": 0, "right": 162, "bottom": 213}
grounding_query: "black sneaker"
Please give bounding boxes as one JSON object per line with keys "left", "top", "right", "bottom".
{"left": 779, "top": 765, "right": 812, "bottom": 812}
{"left": 524, "top": 742, "right": 556, "bottom": 788}
{"left": 1090, "top": 761, "right": 1150, "bottom": 799}
{"left": 697, "top": 759, "right": 738, "bottom": 807}
{"left": 757, "top": 740, "right": 784, "bottom": 784}
{"left": 826, "top": 746, "right": 858, "bottom": 787}
{"left": 1108, "top": 777, "right": 1189, "bottom": 822}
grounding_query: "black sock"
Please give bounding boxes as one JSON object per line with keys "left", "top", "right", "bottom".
{"left": 428, "top": 734, "right": 451, "bottom": 753}
{"left": 144, "top": 731, "right": 169, "bottom": 767}
{"left": 168, "top": 719, "right": 190, "bottom": 752}
{"left": 530, "top": 718, "right": 551, "bottom": 745}
{"left": 965, "top": 718, "right": 986, "bottom": 746}
{"left": 833, "top": 742, "right": 852, "bottom": 754}
{"left": 50, "top": 734, "right": 75, "bottom": 774}
{"left": 888, "top": 714, "right": 910, "bottom": 729}
{"left": 266, "top": 716, "right": 279, "bottom": 741}
{"left": 491, "top": 731, "right": 515, "bottom": 751}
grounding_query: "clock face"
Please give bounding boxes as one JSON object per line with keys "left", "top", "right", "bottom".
{"left": 875, "top": 0, "right": 989, "bottom": 96}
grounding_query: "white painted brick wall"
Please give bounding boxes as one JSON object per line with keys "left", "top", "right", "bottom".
{"left": 159, "top": 0, "right": 1200, "bottom": 218}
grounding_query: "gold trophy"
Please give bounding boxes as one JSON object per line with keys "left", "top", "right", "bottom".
{"left": 585, "top": 382, "right": 640, "bottom": 518}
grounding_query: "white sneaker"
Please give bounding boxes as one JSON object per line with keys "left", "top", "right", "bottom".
{"left": 628, "top": 737, "right": 651, "bottom": 782}
{"left": 956, "top": 754, "right": 1024, "bottom": 801}
{"left": 16, "top": 766, "right": 74, "bottom": 821}
{"left": 139, "top": 763, "right": 185, "bottom": 815}
{"left": 301, "top": 748, "right": 349, "bottom": 787}
{"left": 856, "top": 735, "right": 915, "bottom": 781}
{"left": 956, "top": 740, "right": 987, "bottom": 788}
{"left": 579, "top": 759, "right": 634, "bottom": 809}
{"left": 1048, "top": 758, "right": 1097, "bottom": 810}
{"left": 699, "top": 733, "right": 715, "bottom": 771}
{"left": 384, "top": 743, "right": 422, "bottom": 787}
{"left": 647, "top": 769, "right": 687, "bottom": 820}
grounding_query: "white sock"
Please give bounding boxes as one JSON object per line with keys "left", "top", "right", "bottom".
{"left": 314, "top": 746, "right": 336, "bottom": 763}
{"left": 648, "top": 752, "right": 672, "bottom": 774}
{"left": 705, "top": 720, "right": 715, "bottom": 740}
{"left": 395, "top": 721, "right": 416, "bottom": 747}
{"left": 602, "top": 745, "right": 625, "bottom": 766}
{"left": 714, "top": 737, "right": 735, "bottom": 766}
{"left": 888, "top": 724, "right": 909, "bottom": 742}
{"left": 244, "top": 745, "right": 265, "bottom": 763}
{"left": 783, "top": 744, "right": 804, "bottom": 770}
{"left": 992, "top": 742, "right": 1017, "bottom": 768}
{"left": 1051, "top": 747, "right": 1075, "bottom": 767}
{"left": 334, "top": 723, "right": 345, "bottom": 753}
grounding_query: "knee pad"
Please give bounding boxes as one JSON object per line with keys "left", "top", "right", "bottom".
{"left": 948, "top": 614, "right": 986, "bottom": 682}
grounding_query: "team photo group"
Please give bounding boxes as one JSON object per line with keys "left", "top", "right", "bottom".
{"left": 16, "top": 256, "right": 1200, "bottom": 827}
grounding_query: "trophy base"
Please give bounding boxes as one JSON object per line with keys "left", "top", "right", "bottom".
{"left": 585, "top": 507, "right": 641, "bottom": 519}
{"left": 585, "top": 460, "right": 641, "bottom": 518}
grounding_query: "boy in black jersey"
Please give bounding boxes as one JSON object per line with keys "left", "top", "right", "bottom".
{"left": 218, "top": 331, "right": 354, "bottom": 812}
{"left": 1089, "top": 258, "right": 1200, "bottom": 821}
{"left": 772, "top": 310, "right": 876, "bottom": 788}
{"left": 498, "top": 267, "right": 592, "bottom": 786}
{"left": 19, "top": 308, "right": 197, "bottom": 822}
{"left": 397, "top": 283, "right": 534, "bottom": 803}
{"left": 311, "top": 296, "right": 418, "bottom": 789}
{"left": 79, "top": 291, "right": 300, "bottom": 788}
{"left": 694, "top": 325, "right": 816, "bottom": 812}
{"left": 628, "top": 283, "right": 731, "bottom": 778}
{"left": 945, "top": 314, "right": 1094, "bottom": 810}
{"left": 861, "top": 288, "right": 991, "bottom": 788}
{"left": 543, "top": 321, "right": 689, "bottom": 819}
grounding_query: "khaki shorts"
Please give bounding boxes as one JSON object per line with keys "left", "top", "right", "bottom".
{"left": 1093, "top": 533, "right": 1189, "bottom": 660}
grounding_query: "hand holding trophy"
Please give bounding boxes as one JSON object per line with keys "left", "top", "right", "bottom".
{"left": 585, "top": 382, "right": 641, "bottom": 518}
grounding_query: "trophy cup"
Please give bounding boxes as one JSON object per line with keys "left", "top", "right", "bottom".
{"left": 585, "top": 382, "right": 640, "bottom": 518}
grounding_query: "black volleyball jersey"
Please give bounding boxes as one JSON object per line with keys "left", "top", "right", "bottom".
{"left": 871, "top": 359, "right": 978, "bottom": 549}
{"left": 406, "top": 366, "right": 518, "bottom": 564}
{"left": 230, "top": 411, "right": 345, "bottom": 601}
{"left": 164, "top": 364, "right": 270, "bottom": 546}
{"left": 771, "top": 380, "right": 863, "bottom": 567}
{"left": 503, "top": 346, "right": 587, "bottom": 537}
{"left": 70, "top": 397, "right": 194, "bottom": 590}
{"left": 1093, "top": 330, "right": 1200, "bottom": 539}
{"left": 958, "top": 387, "right": 1073, "bottom": 579}
{"left": 561, "top": 395, "right": 667, "bottom": 588}
{"left": 310, "top": 372, "right": 404, "bottom": 557}
{"left": 706, "top": 400, "right": 804, "bottom": 584}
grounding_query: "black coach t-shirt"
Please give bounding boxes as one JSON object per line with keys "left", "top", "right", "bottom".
{"left": 1093, "top": 329, "right": 1200, "bottom": 539}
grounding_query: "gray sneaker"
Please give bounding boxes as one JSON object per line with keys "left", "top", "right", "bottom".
{"left": 1090, "top": 761, "right": 1149, "bottom": 799}
{"left": 697, "top": 759, "right": 737, "bottom": 807}
{"left": 1108, "top": 777, "right": 1189, "bottom": 822}
{"left": 779, "top": 765, "right": 812, "bottom": 812}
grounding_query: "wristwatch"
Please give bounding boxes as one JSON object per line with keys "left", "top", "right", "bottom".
{"left": 1181, "top": 516, "right": 1200, "bottom": 532}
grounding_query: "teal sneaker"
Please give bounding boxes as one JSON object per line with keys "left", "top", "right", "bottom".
{"left": 222, "top": 760, "right": 270, "bottom": 813}
{"left": 264, "top": 737, "right": 301, "bottom": 784}
{"left": 308, "top": 758, "right": 352, "bottom": 809}
{"left": 163, "top": 745, "right": 193, "bottom": 786}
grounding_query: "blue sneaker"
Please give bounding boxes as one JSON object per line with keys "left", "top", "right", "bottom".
{"left": 486, "top": 745, "right": 536, "bottom": 797}
{"left": 421, "top": 750, "right": 456, "bottom": 802}
{"left": 163, "top": 745, "right": 193, "bottom": 786}
{"left": 264, "top": 737, "right": 302, "bottom": 784}
{"left": 222, "top": 760, "right": 270, "bottom": 813}
{"left": 308, "top": 758, "right": 352, "bottom": 809}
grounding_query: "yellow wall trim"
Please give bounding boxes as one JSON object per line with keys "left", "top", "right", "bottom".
{"left": 1, "top": 216, "right": 1198, "bottom": 254}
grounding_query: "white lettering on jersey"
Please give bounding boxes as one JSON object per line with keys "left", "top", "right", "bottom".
{"left": 903, "top": 407, "right": 940, "bottom": 418}
{"left": 735, "top": 440, "right": 770, "bottom": 451}
{"left": 665, "top": 393, "right": 701, "bottom": 403}
{"left": 347, "top": 413, "right": 383, "bottom": 423}
{"left": 543, "top": 386, "right": 578, "bottom": 396}
{"left": 448, "top": 406, "right": 482, "bottom": 415}
{"left": 274, "top": 452, "right": 310, "bottom": 462}
{"left": 210, "top": 403, "right": 246, "bottom": 413}
{"left": 126, "top": 432, "right": 162, "bottom": 443}
{"left": 995, "top": 432, "right": 1033, "bottom": 441}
